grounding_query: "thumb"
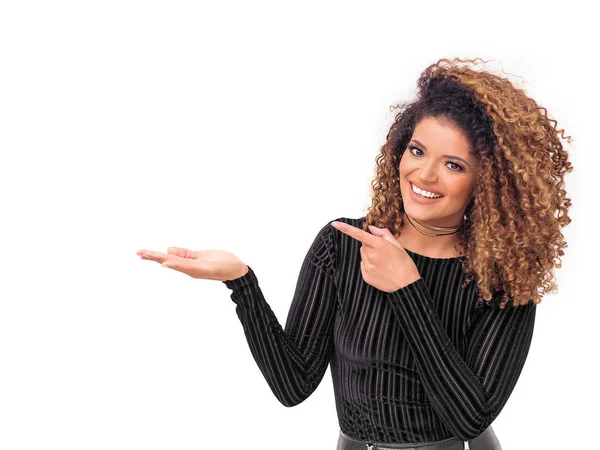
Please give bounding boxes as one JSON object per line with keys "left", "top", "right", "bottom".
{"left": 368, "top": 225, "right": 403, "bottom": 249}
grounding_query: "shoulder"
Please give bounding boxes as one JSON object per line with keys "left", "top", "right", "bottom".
{"left": 309, "top": 216, "right": 365, "bottom": 268}
{"left": 322, "top": 216, "right": 366, "bottom": 245}
{"left": 326, "top": 216, "right": 366, "bottom": 235}
{"left": 478, "top": 291, "right": 538, "bottom": 316}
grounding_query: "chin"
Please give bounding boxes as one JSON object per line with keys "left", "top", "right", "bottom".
{"left": 406, "top": 210, "right": 440, "bottom": 219}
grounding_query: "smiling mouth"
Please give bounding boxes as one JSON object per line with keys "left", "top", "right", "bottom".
{"left": 409, "top": 182, "right": 444, "bottom": 199}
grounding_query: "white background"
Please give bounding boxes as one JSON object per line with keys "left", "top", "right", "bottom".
{"left": 0, "top": 1, "right": 596, "bottom": 449}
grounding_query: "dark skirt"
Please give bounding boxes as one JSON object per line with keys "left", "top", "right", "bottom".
{"left": 336, "top": 426, "right": 501, "bottom": 450}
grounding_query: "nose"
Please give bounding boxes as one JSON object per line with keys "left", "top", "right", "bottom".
{"left": 417, "top": 160, "right": 439, "bottom": 183}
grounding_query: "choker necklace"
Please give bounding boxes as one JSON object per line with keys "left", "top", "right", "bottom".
{"left": 405, "top": 213, "right": 465, "bottom": 237}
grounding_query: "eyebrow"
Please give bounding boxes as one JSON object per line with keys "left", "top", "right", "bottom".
{"left": 410, "top": 139, "right": 471, "bottom": 167}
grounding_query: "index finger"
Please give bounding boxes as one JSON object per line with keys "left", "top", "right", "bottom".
{"left": 331, "top": 221, "right": 380, "bottom": 248}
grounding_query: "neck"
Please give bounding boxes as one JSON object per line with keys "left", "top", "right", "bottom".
{"left": 395, "top": 212, "right": 465, "bottom": 255}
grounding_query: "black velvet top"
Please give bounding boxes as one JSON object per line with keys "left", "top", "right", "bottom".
{"left": 223, "top": 216, "right": 537, "bottom": 443}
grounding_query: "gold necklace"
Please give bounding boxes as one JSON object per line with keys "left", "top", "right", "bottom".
{"left": 405, "top": 213, "right": 464, "bottom": 237}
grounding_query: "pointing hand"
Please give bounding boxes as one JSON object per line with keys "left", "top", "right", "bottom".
{"left": 330, "top": 222, "right": 421, "bottom": 292}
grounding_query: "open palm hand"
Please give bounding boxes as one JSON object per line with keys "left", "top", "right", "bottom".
{"left": 136, "top": 247, "right": 248, "bottom": 281}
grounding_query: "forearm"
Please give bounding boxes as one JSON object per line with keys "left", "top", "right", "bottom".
{"left": 224, "top": 265, "right": 335, "bottom": 407}
{"left": 386, "top": 277, "right": 537, "bottom": 440}
{"left": 388, "top": 281, "right": 491, "bottom": 438}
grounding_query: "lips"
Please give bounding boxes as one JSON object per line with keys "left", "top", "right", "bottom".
{"left": 409, "top": 181, "right": 443, "bottom": 197}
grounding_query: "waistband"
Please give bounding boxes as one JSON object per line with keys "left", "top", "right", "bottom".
{"left": 336, "top": 426, "right": 500, "bottom": 450}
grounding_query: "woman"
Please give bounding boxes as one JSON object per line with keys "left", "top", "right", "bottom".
{"left": 136, "top": 58, "right": 573, "bottom": 450}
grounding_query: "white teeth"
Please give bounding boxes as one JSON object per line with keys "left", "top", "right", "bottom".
{"left": 411, "top": 183, "right": 442, "bottom": 199}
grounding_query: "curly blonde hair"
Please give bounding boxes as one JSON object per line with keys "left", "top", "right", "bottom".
{"left": 362, "top": 57, "right": 574, "bottom": 309}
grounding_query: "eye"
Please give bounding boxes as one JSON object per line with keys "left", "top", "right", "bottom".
{"left": 446, "top": 161, "right": 464, "bottom": 172}
{"left": 408, "top": 146, "right": 465, "bottom": 172}
{"left": 408, "top": 146, "right": 423, "bottom": 157}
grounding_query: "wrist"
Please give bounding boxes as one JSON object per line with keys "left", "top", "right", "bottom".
{"left": 230, "top": 264, "right": 249, "bottom": 281}
{"left": 396, "top": 271, "right": 421, "bottom": 291}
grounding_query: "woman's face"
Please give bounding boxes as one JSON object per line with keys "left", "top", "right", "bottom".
{"left": 399, "top": 116, "right": 479, "bottom": 227}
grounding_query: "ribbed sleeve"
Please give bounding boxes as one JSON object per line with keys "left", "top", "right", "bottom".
{"left": 222, "top": 221, "right": 338, "bottom": 407}
{"left": 220, "top": 216, "right": 537, "bottom": 443}
{"left": 386, "top": 277, "right": 537, "bottom": 441}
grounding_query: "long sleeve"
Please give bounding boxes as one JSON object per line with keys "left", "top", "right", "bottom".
{"left": 386, "top": 277, "right": 537, "bottom": 441}
{"left": 222, "top": 221, "right": 338, "bottom": 407}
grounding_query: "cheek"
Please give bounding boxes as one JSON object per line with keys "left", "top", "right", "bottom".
{"left": 398, "top": 154, "right": 410, "bottom": 174}
{"left": 446, "top": 177, "right": 475, "bottom": 198}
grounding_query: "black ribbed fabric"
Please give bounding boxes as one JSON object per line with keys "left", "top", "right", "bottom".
{"left": 223, "top": 216, "right": 537, "bottom": 443}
